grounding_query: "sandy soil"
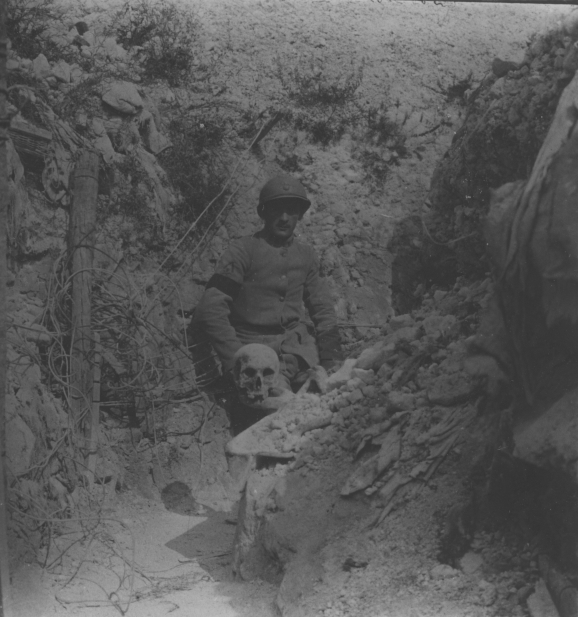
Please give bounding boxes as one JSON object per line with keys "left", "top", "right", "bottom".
{"left": 7, "top": 1, "right": 575, "bottom": 616}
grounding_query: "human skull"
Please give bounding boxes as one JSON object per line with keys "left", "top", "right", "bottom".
{"left": 233, "top": 344, "right": 280, "bottom": 404}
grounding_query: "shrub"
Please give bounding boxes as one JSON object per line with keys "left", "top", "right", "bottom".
{"left": 108, "top": 0, "right": 201, "bottom": 87}
{"left": 159, "top": 113, "right": 230, "bottom": 231}
{"left": 7, "top": 0, "right": 60, "bottom": 60}
{"left": 276, "top": 53, "right": 365, "bottom": 145}
{"left": 99, "top": 152, "right": 165, "bottom": 251}
{"left": 355, "top": 102, "right": 409, "bottom": 185}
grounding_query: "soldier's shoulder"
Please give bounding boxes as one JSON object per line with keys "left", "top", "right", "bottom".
{"left": 225, "top": 235, "right": 257, "bottom": 251}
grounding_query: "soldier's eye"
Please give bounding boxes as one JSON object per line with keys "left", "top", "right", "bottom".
{"left": 243, "top": 367, "right": 257, "bottom": 377}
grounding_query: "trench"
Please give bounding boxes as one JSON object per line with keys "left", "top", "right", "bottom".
{"left": 5, "top": 2, "right": 578, "bottom": 617}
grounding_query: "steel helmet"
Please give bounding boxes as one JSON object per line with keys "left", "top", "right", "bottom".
{"left": 257, "top": 175, "right": 311, "bottom": 218}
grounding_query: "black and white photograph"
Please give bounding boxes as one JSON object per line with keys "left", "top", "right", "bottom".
{"left": 1, "top": 0, "right": 578, "bottom": 615}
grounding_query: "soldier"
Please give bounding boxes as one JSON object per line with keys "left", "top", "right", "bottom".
{"left": 190, "top": 174, "right": 342, "bottom": 406}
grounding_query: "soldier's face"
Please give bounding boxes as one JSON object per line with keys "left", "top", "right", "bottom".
{"left": 263, "top": 199, "right": 304, "bottom": 240}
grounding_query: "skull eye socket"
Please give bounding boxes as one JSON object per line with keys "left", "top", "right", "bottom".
{"left": 263, "top": 368, "right": 275, "bottom": 377}
{"left": 243, "top": 367, "right": 257, "bottom": 378}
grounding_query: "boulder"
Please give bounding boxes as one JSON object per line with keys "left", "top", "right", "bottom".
{"left": 32, "top": 54, "right": 51, "bottom": 80}
{"left": 70, "top": 64, "right": 84, "bottom": 84}
{"left": 355, "top": 342, "right": 396, "bottom": 372}
{"left": 326, "top": 358, "right": 357, "bottom": 391}
{"left": 103, "top": 36, "right": 127, "bottom": 61}
{"left": 389, "top": 313, "right": 414, "bottom": 331}
{"left": 6, "top": 415, "right": 36, "bottom": 477}
{"left": 384, "top": 326, "right": 421, "bottom": 347}
{"left": 102, "top": 81, "right": 143, "bottom": 114}
{"left": 526, "top": 580, "right": 559, "bottom": 617}
{"left": 492, "top": 57, "right": 518, "bottom": 78}
{"left": 459, "top": 552, "right": 484, "bottom": 575}
{"left": 387, "top": 391, "right": 415, "bottom": 412}
{"left": 422, "top": 314, "right": 458, "bottom": 337}
{"left": 514, "top": 387, "right": 578, "bottom": 482}
{"left": 427, "top": 372, "right": 477, "bottom": 406}
{"left": 94, "top": 133, "right": 120, "bottom": 165}
{"left": 139, "top": 110, "right": 171, "bottom": 154}
{"left": 52, "top": 60, "right": 71, "bottom": 83}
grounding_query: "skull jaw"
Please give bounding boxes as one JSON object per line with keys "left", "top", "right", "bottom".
{"left": 237, "top": 385, "right": 271, "bottom": 406}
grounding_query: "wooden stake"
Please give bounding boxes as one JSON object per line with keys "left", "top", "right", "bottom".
{"left": 86, "top": 333, "right": 101, "bottom": 484}
{"left": 69, "top": 150, "right": 99, "bottom": 443}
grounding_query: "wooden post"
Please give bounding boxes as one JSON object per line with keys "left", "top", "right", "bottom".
{"left": 69, "top": 151, "right": 99, "bottom": 446}
{"left": 86, "top": 333, "right": 101, "bottom": 484}
{"left": 0, "top": 1, "right": 13, "bottom": 614}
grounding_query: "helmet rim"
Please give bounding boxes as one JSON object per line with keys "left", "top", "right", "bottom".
{"left": 258, "top": 175, "right": 311, "bottom": 216}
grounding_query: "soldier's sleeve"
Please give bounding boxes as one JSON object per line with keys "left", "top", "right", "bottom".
{"left": 303, "top": 249, "right": 343, "bottom": 366}
{"left": 192, "top": 239, "right": 251, "bottom": 373}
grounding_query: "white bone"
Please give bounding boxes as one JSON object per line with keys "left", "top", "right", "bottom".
{"left": 233, "top": 343, "right": 280, "bottom": 404}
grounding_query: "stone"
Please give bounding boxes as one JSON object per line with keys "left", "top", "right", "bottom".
{"left": 459, "top": 552, "right": 484, "bottom": 575}
{"left": 422, "top": 314, "right": 458, "bottom": 337}
{"left": 492, "top": 57, "right": 518, "bottom": 77}
{"left": 326, "top": 358, "right": 357, "bottom": 391}
{"left": 376, "top": 362, "right": 393, "bottom": 380}
{"left": 361, "top": 385, "right": 376, "bottom": 398}
{"left": 91, "top": 117, "right": 106, "bottom": 136}
{"left": 133, "top": 146, "right": 175, "bottom": 221}
{"left": 82, "top": 30, "right": 96, "bottom": 46}
{"left": 514, "top": 386, "right": 578, "bottom": 482}
{"left": 102, "top": 80, "right": 143, "bottom": 114}
{"left": 6, "top": 415, "right": 36, "bottom": 476}
{"left": 387, "top": 391, "right": 415, "bottom": 412}
{"left": 427, "top": 373, "right": 477, "bottom": 406}
{"left": 94, "top": 134, "right": 119, "bottom": 165}
{"left": 477, "top": 580, "right": 497, "bottom": 607}
{"left": 430, "top": 564, "right": 459, "bottom": 579}
{"left": 389, "top": 313, "right": 414, "bottom": 331}
{"left": 346, "top": 377, "right": 363, "bottom": 391}
{"left": 489, "top": 77, "right": 505, "bottom": 98}
{"left": 22, "top": 324, "right": 52, "bottom": 345}
{"left": 32, "top": 54, "right": 51, "bottom": 80}
{"left": 369, "top": 407, "right": 387, "bottom": 423}
{"left": 517, "top": 585, "right": 533, "bottom": 604}
{"left": 139, "top": 109, "right": 171, "bottom": 154}
{"left": 52, "top": 60, "right": 71, "bottom": 83}
{"left": 463, "top": 355, "right": 507, "bottom": 397}
{"left": 355, "top": 342, "right": 396, "bottom": 371}
{"left": 351, "top": 368, "right": 375, "bottom": 384}
{"left": 346, "top": 389, "right": 363, "bottom": 404}
{"left": 70, "top": 64, "right": 84, "bottom": 83}
{"left": 383, "top": 326, "right": 421, "bottom": 347}
{"left": 103, "top": 36, "right": 127, "bottom": 61}
{"left": 7, "top": 59, "right": 20, "bottom": 71}
{"left": 526, "top": 580, "right": 558, "bottom": 617}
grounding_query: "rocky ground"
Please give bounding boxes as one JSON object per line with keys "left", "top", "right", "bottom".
{"left": 5, "top": 1, "right": 577, "bottom": 616}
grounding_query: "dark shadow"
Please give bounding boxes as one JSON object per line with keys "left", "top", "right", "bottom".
{"left": 165, "top": 511, "right": 238, "bottom": 581}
